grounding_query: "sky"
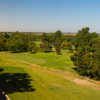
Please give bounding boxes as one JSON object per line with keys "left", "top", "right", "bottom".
{"left": 0, "top": 0, "right": 100, "bottom": 33}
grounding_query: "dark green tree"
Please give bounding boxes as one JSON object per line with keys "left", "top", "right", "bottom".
{"left": 53, "top": 30, "right": 63, "bottom": 55}
{"left": 28, "top": 41, "right": 38, "bottom": 53}
{"left": 40, "top": 33, "right": 52, "bottom": 52}
{"left": 0, "top": 33, "right": 8, "bottom": 51}
{"left": 89, "top": 38, "right": 100, "bottom": 79}
{"left": 8, "top": 32, "right": 28, "bottom": 53}
{"left": 62, "top": 40, "right": 73, "bottom": 52}
{"left": 72, "top": 27, "right": 100, "bottom": 79}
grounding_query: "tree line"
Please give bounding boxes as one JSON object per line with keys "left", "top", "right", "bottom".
{"left": 0, "top": 28, "right": 100, "bottom": 80}
{"left": 72, "top": 27, "right": 100, "bottom": 80}
{"left": 0, "top": 31, "right": 72, "bottom": 54}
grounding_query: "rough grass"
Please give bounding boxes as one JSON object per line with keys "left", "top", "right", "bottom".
{"left": 0, "top": 52, "right": 100, "bottom": 100}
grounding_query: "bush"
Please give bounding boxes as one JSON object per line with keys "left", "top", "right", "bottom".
{"left": 28, "top": 41, "right": 38, "bottom": 53}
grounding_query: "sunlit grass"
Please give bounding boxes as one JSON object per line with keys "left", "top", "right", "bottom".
{"left": 2, "top": 51, "right": 75, "bottom": 72}
{"left": 0, "top": 52, "right": 100, "bottom": 100}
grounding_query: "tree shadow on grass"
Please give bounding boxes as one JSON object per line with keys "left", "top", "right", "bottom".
{"left": 72, "top": 67, "right": 78, "bottom": 71}
{"left": 0, "top": 68, "right": 4, "bottom": 72}
{"left": 0, "top": 73, "right": 35, "bottom": 94}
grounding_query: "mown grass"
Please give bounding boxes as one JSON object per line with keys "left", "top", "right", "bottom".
{"left": 0, "top": 52, "right": 100, "bottom": 100}
{"left": 2, "top": 51, "right": 75, "bottom": 73}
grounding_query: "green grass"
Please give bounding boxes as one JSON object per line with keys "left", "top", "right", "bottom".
{"left": 0, "top": 52, "right": 100, "bottom": 100}
{"left": 2, "top": 51, "right": 75, "bottom": 72}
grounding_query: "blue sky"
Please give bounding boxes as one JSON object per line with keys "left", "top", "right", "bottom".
{"left": 0, "top": 0, "right": 100, "bottom": 32}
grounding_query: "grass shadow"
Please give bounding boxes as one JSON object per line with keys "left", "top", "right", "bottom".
{"left": 0, "top": 73, "right": 35, "bottom": 94}
{"left": 0, "top": 68, "right": 4, "bottom": 72}
{"left": 72, "top": 67, "right": 78, "bottom": 71}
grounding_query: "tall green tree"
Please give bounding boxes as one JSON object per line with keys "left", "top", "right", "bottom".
{"left": 28, "top": 41, "right": 38, "bottom": 53}
{"left": 62, "top": 40, "right": 73, "bottom": 52}
{"left": 40, "top": 33, "right": 52, "bottom": 52}
{"left": 72, "top": 27, "right": 100, "bottom": 79}
{"left": 90, "top": 38, "right": 100, "bottom": 79}
{"left": 8, "top": 32, "right": 29, "bottom": 52}
{"left": 53, "top": 30, "right": 63, "bottom": 55}
{"left": 0, "top": 33, "right": 8, "bottom": 51}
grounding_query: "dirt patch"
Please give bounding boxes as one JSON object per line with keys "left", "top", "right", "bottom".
{"left": 31, "top": 64, "right": 100, "bottom": 90}
{"left": 73, "top": 78, "right": 100, "bottom": 90}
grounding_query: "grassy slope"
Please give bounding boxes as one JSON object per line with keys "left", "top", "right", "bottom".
{"left": 0, "top": 52, "right": 100, "bottom": 100}
{"left": 4, "top": 51, "right": 75, "bottom": 72}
